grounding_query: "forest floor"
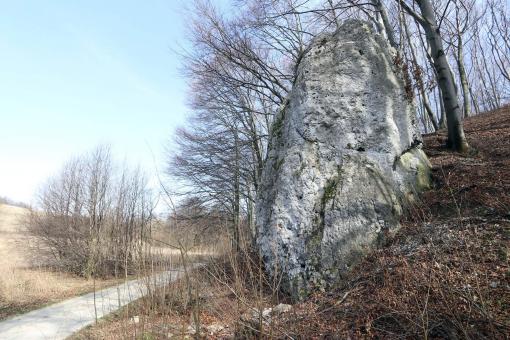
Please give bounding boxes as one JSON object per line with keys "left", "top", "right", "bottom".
{"left": 74, "top": 106, "right": 510, "bottom": 339}
{"left": 265, "top": 106, "right": 510, "bottom": 339}
{"left": 269, "top": 105, "right": 510, "bottom": 339}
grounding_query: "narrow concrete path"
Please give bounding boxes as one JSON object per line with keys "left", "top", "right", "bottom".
{"left": 0, "top": 268, "right": 191, "bottom": 340}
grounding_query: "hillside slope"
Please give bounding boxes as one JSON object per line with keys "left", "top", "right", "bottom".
{"left": 274, "top": 106, "right": 510, "bottom": 338}
{"left": 69, "top": 107, "right": 510, "bottom": 340}
{"left": 0, "top": 204, "right": 31, "bottom": 269}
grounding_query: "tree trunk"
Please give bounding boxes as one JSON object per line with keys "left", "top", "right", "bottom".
{"left": 456, "top": 35, "right": 471, "bottom": 118}
{"left": 248, "top": 112, "right": 263, "bottom": 188}
{"left": 372, "top": 0, "right": 397, "bottom": 48}
{"left": 416, "top": 0, "right": 469, "bottom": 152}
{"left": 469, "top": 86, "right": 480, "bottom": 115}
{"left": 438, "top": 87, "right": 447, "bottom": 129}
{"left": 247, "top": 185, "right": 256, "bottom": 241}
{"left": 233, "top": 129, "right": 241, "bottom": 252}
{"left": 422, "top": 97, "right": 439, "bottom": 131}
{"left": 403, "top": 17, "right": 438, "bottom": 131}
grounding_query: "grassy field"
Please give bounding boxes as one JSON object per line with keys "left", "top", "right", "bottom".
{"left": 0, "top": 204, "right": 120, "bottom": 320}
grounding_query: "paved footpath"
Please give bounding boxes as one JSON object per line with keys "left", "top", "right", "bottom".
{"left": 0, "top": 268, "right": 191, "bottom": 340}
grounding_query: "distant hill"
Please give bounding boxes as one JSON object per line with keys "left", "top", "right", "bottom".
{"left": 0, "top": 203, "right": 31, "bottom": 268}
{"left": 0, "top": 196, "right": 30, "bottom": 209}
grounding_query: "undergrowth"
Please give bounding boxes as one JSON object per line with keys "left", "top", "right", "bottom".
{"left": 75, "top": 107, "right": 510, "bottom": 339}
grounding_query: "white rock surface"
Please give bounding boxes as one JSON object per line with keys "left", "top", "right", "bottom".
{"left": 272, "top": 303, "right": 292, "bottom": 315}
{"left": 256, "top": 20, "right": 431, "bottom": 299}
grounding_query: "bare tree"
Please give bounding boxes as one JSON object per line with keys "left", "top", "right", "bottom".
{"left": 29, "top": 146, "right": 154, "bottom": 277}
{"left": 486, "top": 0, "right": 510, "bottom": 84}
{"left": 400, "top": 0, "right": 469, "bottom": 152}
{"left": 168, "top": 0, "right": 510, "bottom": 256}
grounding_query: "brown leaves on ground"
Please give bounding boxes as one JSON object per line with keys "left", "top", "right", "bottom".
{"left": 422, "top": 105, "right": 510, "bottom": 219}
{"left": 277, "top": 218, "right": 509, "bottom": 339}
{"left": 271, "top": 106, "right": 510, "bottom": 339}
{"left": 74, "top": 107, "right": 510, "bottom": 339}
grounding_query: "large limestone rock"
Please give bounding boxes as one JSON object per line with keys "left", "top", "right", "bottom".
{"left": 256, "top": 20, "right": 431, "bottom": 300}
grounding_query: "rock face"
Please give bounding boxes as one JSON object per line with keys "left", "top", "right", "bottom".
{"left": 256, "top": 20, "right": 431, "bottom": 300}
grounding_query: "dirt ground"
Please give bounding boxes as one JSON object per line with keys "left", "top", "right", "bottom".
{"left": 274, "top": 106, "right": 510, "bottom": 339}
{"left": 71, "top": 106, "right": 510, "bottom": 339}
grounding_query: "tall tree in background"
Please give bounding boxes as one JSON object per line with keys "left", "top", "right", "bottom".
{"left": 167, "top": 0, "right": 510, "bottom": 247}
{"left": 450, "top": 0, "right": 476, "bottom": 118}
{"left": 400, "top": 0, "right": 469, "bottom": 152}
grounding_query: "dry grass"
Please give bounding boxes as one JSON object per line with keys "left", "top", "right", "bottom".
{"left": 69, "top": 107, "right": 510, "bottom": 339}
{"left": 70, "top": 240, "right": 237, "bottom": 339}
{"left": 0, "top": 204, "right": 121, "bottom": 320}
{"left": 72, "top": 243, "right": 285, "bottom": 339}
{"left": 0, "top": 268, "right": 121, "bottom": 319}
{"left": 0, "top": 204, "right": 32, "bottom": 268}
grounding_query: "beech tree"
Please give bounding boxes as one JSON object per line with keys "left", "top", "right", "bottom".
{"left": 399, "top": 0, "right": 468, "bottom": 151}
{"left": 167, "top": 0, "right": 510, "bottom": 248}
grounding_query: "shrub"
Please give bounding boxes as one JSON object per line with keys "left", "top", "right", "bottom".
{"left": 29, "top": 146, "right": 154, "bottom": 278}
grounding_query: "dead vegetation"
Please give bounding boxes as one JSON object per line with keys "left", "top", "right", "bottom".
{"left": 0, "top": 269, "right": 122, "bottom": 321}
{"left": 72, "top": 106, "right": 509, "bottom": 339}
{"left": 72, "top": 246, "right": 287, "bottom": 339}
{"left": 0, "top": 204, "right": 123, "bottom": 320}
{"left": 267, "top": 105, "right": 510, "bottom": 339}
{"left": 28, "top": 146, "right": 156, "bottom": 278}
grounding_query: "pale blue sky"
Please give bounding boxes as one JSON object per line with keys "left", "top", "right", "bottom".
{"left": 0, "top": 1, "right": 229, "bottom": 204}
